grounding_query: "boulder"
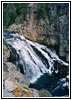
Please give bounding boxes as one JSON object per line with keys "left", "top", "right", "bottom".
{"left": 5, "top": 78, "right": 18, "bottom": 92}
{"left": 30, "top": 88, "right": 39, "bottom": 97}
{"left": 3, "top": 89, "right": 15, "bottom": 97}
{"left": 10, "top": 70, "right": 30, "bottom": 86}
{"left": 3, "top": 62, "right": 30, "bottom": 86}
{"left": 4, "top": 62, "right": 17, "bottom": 72}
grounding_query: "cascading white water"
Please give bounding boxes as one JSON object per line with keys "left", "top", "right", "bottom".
{"left": 3, "top": 32, "right": 69, "bottom": 85}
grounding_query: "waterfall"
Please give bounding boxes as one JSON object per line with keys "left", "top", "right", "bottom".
{"left": 3, "top": 32, "right": 69, "bottom": 85}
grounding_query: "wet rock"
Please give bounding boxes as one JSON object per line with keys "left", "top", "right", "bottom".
{"left": 54, "top": 60, "right": 68, "bottom": 77}
{"left": 3, "top": 63, "right": 8, "bottom": 71}
{"left": 18, "top": 64, "right": 24, "bottom": 74}
{"left": 9, "top": 48, "right": 19, "bottom": 62}
{"left": 3, "top": 45, "right": 10, "bottom": 62}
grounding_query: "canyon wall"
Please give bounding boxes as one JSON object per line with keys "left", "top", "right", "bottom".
{"left": 4, "top": 3, "right": 69, "bottom": 62}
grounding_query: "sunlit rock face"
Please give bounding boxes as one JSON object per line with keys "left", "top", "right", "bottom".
{"left": 4, "top": 3, "right": 69, "bottom": 62}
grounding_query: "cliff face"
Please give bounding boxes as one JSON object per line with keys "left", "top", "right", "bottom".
{"left": 3, "top": 3, "right": 69, "bottom": 62}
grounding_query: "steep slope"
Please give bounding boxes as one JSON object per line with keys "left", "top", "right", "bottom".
{"left": 3, "top": 3, "right": 69, "bottom": 63}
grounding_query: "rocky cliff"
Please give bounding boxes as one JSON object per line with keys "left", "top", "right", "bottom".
{"left": 4, "top": 3, "right": 69, "bottom": 62}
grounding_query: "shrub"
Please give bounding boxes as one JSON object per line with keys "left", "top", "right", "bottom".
{"left": 36, "top": 40, "right": 48, "bottom": 45}
{"left": 3, "top": 10, "right": 7, "bottom": 26}
{"left": 14, "top": 3, "right": 21, "bottom": 15}
{"left": 8, "top": 15, "right": 16, "bottom": 26}
{"left": 37, "top": 3, "right": 47, "bottom": 20}
{"left": 3, "top": 3, "right": 29, "bottom": 27}
{"left": 39, "top": 89, "right": 52, "bottom": 97}
{"left": 22, "top": 3, "right": 29, "bottom": 20}
{"left": 56, "top": 13, "right": 64, "bottom": 17}
{"left": 3, "top": 41, "right": 7, "bottom": 45}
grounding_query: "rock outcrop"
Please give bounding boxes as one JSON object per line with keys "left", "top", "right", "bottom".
{"left": 4, "top": 3, "right": 69, "bottom": 62}
{"left": 3, "top": 42, "right": 39, "bottom": 97}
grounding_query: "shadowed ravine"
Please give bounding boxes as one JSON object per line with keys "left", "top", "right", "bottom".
{"left": 3, "top": 31, "right": 69, "bottom": 96}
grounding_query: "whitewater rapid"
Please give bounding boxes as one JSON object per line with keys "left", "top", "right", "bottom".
{"left": 3, "top": 32, "right": 69, "bottom": 86}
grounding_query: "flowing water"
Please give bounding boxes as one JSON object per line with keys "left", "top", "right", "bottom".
{"left": 3, "top": 31, "right": 69, "bottom": 96}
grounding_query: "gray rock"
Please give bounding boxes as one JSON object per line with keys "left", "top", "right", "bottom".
{"left": 30, "top": 88, "right": 39, "bottom": 97}
{"left": 5, "top": 78, "right": 18, "bottom": 92}
{"left": 3, "top": 62, "right": 30, "bottom": 86}
{"left": 3, "top": 89, "right": 15, "bottom": 97}
{"left": 3, "top": 45, "right": 10, "bottom": 62}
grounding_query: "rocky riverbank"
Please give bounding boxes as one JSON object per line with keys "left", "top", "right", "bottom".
{"left": 3, "top": 44, "right": 39, "bottom": 97}
{"left": 3, "top": 3, "right": 69, "bottom": 97}
{"left": 3, "top": 35, "right": 69, "bottom": 97}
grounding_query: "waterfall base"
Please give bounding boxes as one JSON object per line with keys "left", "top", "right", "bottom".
{"left": 29, "top": 73, "right": 69, "bottom": 96}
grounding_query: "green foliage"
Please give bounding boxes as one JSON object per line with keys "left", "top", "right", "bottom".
{"left": 36, "top": 39, "right": 58, "bottom": 47}
{"left": 14, "top": 3, "right": 29, "bottom": 20}
{"left": 22, "top": 3, "right": 29, "bottom": 20}
{"left": 3, "top": 3, "right": 47, "bottom": 27}
{"left": 36, "top": 40, "right": 48, "bottom": 45}
{"left": 37, "top": 3, "right": 47, "bottom": 20}
{"left": 14, "top": 3, "right": 20, "bottom": 9}
{"left": 8, "top": 15, "right": 16, "bottom": 26}
{"left": 14, "top": 3, "right": 21, "bottom": 15}
{"left": 3, "top": 10, "right": 7, "bottom": 25}
{"left": 39, "top": 89, "right": 52, "bottom": 97}
{"left": 23, "top": 86, "right": 29, "bottom": 90}
{"left": 3, "top": 41, "right": 7, "bottom": 45}
{"left": 3, "top": 3, "right": 29, "bottom": 27}
{"left": 56, "top": 13, "right": 64, "bottom": 17}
